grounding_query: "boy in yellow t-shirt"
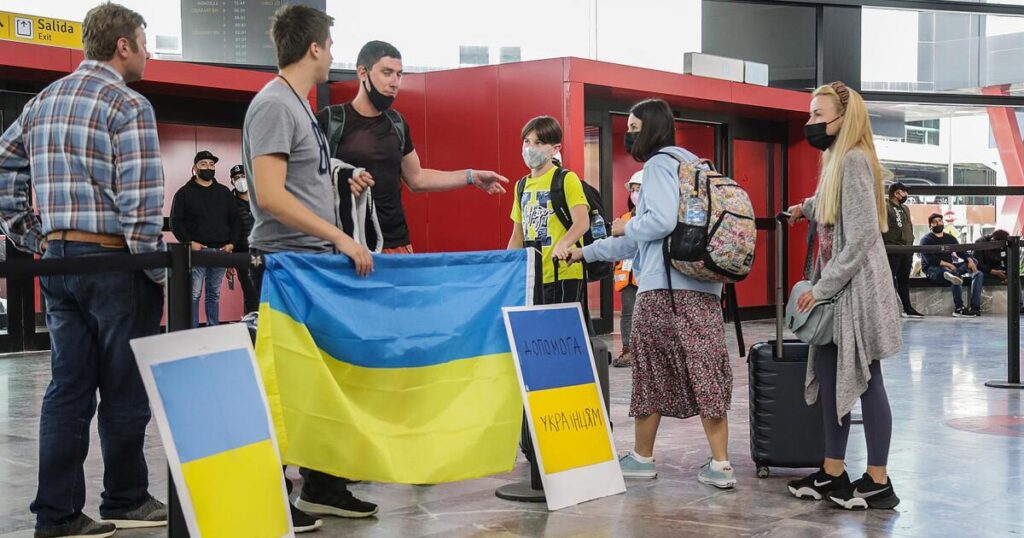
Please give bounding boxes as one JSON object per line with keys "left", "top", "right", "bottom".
{"left": 507, "top": 116, "right": 590, "bottom": 304}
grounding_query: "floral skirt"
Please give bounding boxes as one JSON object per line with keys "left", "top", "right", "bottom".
{"left": 629, "top": 289, "right": 733, "bottom": 419}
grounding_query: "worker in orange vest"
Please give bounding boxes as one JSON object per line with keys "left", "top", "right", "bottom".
{"left": 613, "top": 170, "right": 644, "bottom": 367}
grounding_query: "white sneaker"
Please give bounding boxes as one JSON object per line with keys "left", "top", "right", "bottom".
{"left": 943, "top": 272, "right": 963, "bottom": 286}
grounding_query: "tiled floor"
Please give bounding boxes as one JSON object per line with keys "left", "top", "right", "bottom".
{"left": 1, "top": 317, "right": 1022, "bottom": 537}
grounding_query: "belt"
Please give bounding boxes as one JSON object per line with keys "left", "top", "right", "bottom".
{"left": 46, "top": 230, "right": 127, "bottom": 248}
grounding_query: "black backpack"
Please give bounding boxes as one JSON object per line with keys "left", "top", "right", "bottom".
{"left": 316, "top": 104, "right": 406, "bottom": 160}
{"left": 516, "top": 168, "right": 613, "bottom": 282}
{"left": 316, "top": 104, "right": 405, "bottom": 250}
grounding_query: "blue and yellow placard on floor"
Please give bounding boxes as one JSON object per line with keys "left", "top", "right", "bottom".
{"left": 503, "top": 304, "right": 626, "bottom": 510}
{"left": 132, "top": 324, "right": 293, "bottom": 538}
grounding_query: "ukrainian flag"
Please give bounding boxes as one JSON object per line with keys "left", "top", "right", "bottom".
{"left": 256, "top": 249, "right": 533, "bottom": 484}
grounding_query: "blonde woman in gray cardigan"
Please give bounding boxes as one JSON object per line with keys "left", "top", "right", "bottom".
{"left": 785, "top": 82, "right": 903, "bottom": 510}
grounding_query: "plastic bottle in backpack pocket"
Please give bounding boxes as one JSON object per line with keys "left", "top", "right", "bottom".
{"left": 684, "top": 195, "right": 706, "bottom": 226}
{"left": 590, "top": 211, "right": 607, "bottom": 240}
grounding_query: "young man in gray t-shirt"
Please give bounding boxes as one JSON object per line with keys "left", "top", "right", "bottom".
{"left": 241, "top": 5, "right": 379, "bottom": 528}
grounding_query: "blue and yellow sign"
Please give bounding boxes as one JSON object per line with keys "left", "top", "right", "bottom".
{"left": 0, "top": 11, "right": 82, "bottom": 50}
{"left": 505, "top": 305, "right": 615, "bottom": 474}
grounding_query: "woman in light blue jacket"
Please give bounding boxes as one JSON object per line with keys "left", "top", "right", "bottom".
{"left": 565, "top": 99, "right": 734, "bottom": 488}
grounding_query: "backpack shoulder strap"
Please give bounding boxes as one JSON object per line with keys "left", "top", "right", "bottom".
{"left": 384, "top": 109, "right": 407, "bottom": 154}
{"left": 317, "top": 104, "right": 347, "bottom": 159}
{"left": 549, "top": 167, "right": 574, "bottom": 233}
{"left": 654, "top": 150, "right": 684, "bottom": 163}
{"left": 515, "top": 175, "right": 527, "bottom": 209}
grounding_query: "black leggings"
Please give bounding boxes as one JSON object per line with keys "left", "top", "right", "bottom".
{"left": 815, "top": 344, "right": 893, "bottom": 467}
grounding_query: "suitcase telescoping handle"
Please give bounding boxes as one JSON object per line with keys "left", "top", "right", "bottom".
{"left": 774, "top": 211, "right": 791, "bottom": 360}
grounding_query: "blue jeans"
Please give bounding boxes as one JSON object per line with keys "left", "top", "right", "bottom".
{"left": 926, "top": 261, "right": 983, "bottom": 310}
{"left": 32, "top": 241, "right": 164, "bottom": 528}
{"left": 191, "top": 249, "right": 226, "bottom": 327}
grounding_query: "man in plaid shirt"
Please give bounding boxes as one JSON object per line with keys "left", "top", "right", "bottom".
{"left": 0, "top": 4, "right": 167, "bottom": 536}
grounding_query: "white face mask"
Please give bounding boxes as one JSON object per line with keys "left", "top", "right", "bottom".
{"left": 630, "top": 190, "right": 640, "bottom": 206}
{"left": 522, "top": 145, "right": 551, "bottom": 170}
{"left": 233, "top": 179, "right": 248, "bottom": 194}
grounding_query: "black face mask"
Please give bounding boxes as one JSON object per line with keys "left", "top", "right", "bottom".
{"left": 804, "top": 117, "right": 841, "bottom": 151}
{"left": 197, "top": 169, "right": 216, "bottom": 181}
{"left": 932, "top": 224, "right": 944, "bottom": 234}
{"left": 624, "top": 131, "right": 638, "bottom": 153}
{"left": 363, "top": 77, "right": 394, "bottom": 112}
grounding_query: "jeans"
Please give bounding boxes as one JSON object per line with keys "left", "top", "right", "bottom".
{"left": 926, "top": 261, "right": 983, "bottom": 310}
{"left": 191, "top": 248, "right": 227, "bottom": 327}
{"left": 620, "top": 285, "right": 637, "bottom": 349}
{"left": 31, "top": 241, "right": 164, "bottom": 528}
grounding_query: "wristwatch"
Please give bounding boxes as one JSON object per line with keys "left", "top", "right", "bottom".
{"left": 466, "top": 169, "right": 474, "bottom": 185}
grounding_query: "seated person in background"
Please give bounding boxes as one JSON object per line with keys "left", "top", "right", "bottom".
{"left": 920, "top": 213, "right": 982, "bottom": 318}
{"left": 975, "top": 229, "right": 1022, "bottom": 313}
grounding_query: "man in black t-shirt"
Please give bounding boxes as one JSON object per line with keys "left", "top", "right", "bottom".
{"left": 330, "top": 41, "right": 509, "bottom": 253}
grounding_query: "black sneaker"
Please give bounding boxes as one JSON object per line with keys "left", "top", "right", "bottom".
{"left": 953, "top": 307, "right": 972, "bottom": 318}
{"left": 904, "top": 309, "right": 925, "bottom": 319}
{"left": 35, "top": 513, "right": 116, "bottom": 538}
{"left": 100, "top": 496, "right": 166, "bottom": 528}
{"left": 829, "top": 473, "right": 900, "bottom": 510}
{"left": 968, "top": 308, "right": 982, "bottom": 317}
{"left": 295, "top": 489, "right": 379, "bottom": 519}
{"left": 290, "top": 503, "right": 323, "bottom": 533}
{"left": 787, "top": 468, "right": 850, "bottom": 500}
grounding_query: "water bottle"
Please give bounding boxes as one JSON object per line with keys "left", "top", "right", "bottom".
{"left": 590, "top": 211, "right": 607, "bottom": 240}
{"left": 684, "top": 195, "right": 705, "bottom": 226}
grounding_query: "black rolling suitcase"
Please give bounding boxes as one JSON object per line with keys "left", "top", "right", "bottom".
{"left": 747, "top": 213, "right": 824, "bottom": 478}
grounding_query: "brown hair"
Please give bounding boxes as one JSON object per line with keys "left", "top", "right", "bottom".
{"left": 521, "top": 116, "right": 562, "bottom": 145}
{"left": 82, "top": 3, "right": 146, "bottom": 61}
{"left": 270, "top": 5, "right": 334, "bottom": 69}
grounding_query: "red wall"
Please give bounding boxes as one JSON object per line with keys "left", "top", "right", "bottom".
{"left": 787, "top": 123, "right": 821, "bottom": 291}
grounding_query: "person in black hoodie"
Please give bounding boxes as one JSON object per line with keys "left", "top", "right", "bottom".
{"left": 229, "top": 164, "right": 259, "bottom": 314}
{"left": 170, "top": 150, "right": 240, "bottom": 327}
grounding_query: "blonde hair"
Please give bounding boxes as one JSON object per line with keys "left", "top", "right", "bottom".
{"left": 812, "top": 82, "right": 889, "bottom": 233}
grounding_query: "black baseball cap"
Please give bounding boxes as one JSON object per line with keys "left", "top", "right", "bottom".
{"left": 888, "top": 181, "right": 907, "bottom": 196}
{"left": 193, "top": 150, "right": 219, "bottom": 165}
{"left": 230, "top": 165, "right": 245, "bottom": 178}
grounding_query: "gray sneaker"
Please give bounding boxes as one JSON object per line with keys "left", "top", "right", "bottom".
{"left": 618, "top": 453, "right": 657, "bottom": 478}
{"left": 34, "top": 514, "right": 115, "bottom": 538}
{"left": 101, "top": 496, "right": 167, "bottom": 529}
{"left": 697, "top": 458, "right": 737, "bottom": 489}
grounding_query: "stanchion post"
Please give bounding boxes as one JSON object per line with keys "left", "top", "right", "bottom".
{"left": 986, "top": 236, "right": 1024, "bottom": 389}
{"left": 495, "top": 242, "right": 546, "bottom": 502}
{"left": 166, "top": 242, "right": 192, "bottom": 537}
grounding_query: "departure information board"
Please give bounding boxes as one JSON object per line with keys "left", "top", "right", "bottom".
{"left": 181, "top": 0, "right": 326, "bottom": 66}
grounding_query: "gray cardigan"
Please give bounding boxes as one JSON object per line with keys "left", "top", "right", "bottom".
{"left": 801, "top": 149, "right": 903, "bottom": 423}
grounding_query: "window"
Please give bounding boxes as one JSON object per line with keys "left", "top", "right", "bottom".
{"left": 459, "top": 46, "right": 489, "bottom": 67}
{"left": 499, "top": 47, "right": 522, "bottom": 64}
{"left": 863, "top": 8, "right": 1024, "bottom": 95}
{"left": 905, "top": 120, "right": 941, "bottom": 146}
